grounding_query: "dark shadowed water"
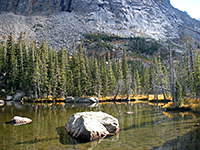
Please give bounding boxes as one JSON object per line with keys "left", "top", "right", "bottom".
{"left": 0, "top": 101, "right": 200, "bottom": 150}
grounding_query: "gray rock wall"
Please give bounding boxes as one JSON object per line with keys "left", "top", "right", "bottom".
{"left": 0, "top": 0, "right": 72, "bottom": 15}
{"left": 0, "top": 0, "right": 200, "bottom": 49}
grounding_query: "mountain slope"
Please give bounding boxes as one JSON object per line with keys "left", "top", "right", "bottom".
{"left": 0, "top": 0, "right": 200, "bottom": 49}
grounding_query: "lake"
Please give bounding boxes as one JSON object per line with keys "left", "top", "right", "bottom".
{"left": 0, "top": 102, "right": 200, "bottom": 150}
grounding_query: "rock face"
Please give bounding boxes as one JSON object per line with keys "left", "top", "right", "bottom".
{"left": 65, "top": 111, "right": 119, "bottom": 141}
{"left": 0, "top": 0, "right": 200, "bottom": 49}
{"left": 65, "top": 97, "right": 98, "bottom": 103}
{"left": 11, "top": 116, "right": 32, "bottom": 125}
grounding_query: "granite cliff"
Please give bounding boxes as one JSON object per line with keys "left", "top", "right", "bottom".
{"left": 0, "top": 0, "right": 200, "bottom": 49}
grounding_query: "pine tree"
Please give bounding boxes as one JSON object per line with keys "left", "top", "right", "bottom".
{"left": 152, "top": 56, "right": 159, "bottom": 99}
{"left": 107, "top": 51, "right": 116, "bottom": 95}
{"left": 175, "top": 80, "right": 182, "bottom": 105}
{"left": 53, "top": 54, "right": 60, "bottom": 98}
{"left": 6, "top": 33, "right": 18, "bottom": 93}
{"left": 113, "top": 58, "right": 124, "bottom": 99}
{"left": 47, "top": 48, "right": 55, "bottom": 96}
{"left": 144, "top": 67, "right": 150, "bottom": 95}
{"left": 193, "top": 50, "right": 200, "bottom": 98}
{"left": 66, "top": 69, "right": 74, "bottom": 96}
{"left": 72, "top": 52, "right": 81, "bottom": 96}
{"left": 92, "top": 57, "right": 101, "bottom": 95}
{"left": 117, "top": 58, "right": 123, "bottom": 82}
{"left": 79, "top": 43, "right": 88, "bottom": 96}
{"left": 183, "top": 39, "right": 193, "bottom": 94}
{"left": 100, "top": 56, "right": 108, "bottom": 96}
{"left": 66, "top": 51, "right": 74, "bottom": 96}
{"left": 122, "top": 49, "right": 128, "bottom": 93}
{"left": 23, "top": 41, "right": 32, "bottom": 93}
{"left": 58, "top": 47, "right": 67, "bottom": 97}
{"left": 40, "top": 41, "right": 49, "bottom": 97}
{"left": 15, "top": 33, "right": 24, "bottom": 90}
{"left": 0, "top": 40, "right": 7, "bottom": 73}
{"left": 84, "top": 55, "right": 94, "bottom": 95}
{"left": 112, "top": 58, "right": 118, "bottom": 80}
{"left": 32, "top": 49, "right": 41, "bottom": 98}
{"left": 135, "top": 69, "right": 141, "bottom": 95}
{"left": 179, "top": 54, "right": 186, "bottom": 96}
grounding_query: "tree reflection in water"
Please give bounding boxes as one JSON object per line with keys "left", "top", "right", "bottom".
{"left": 0, "top": 102, "right": 200, "bottom": 150}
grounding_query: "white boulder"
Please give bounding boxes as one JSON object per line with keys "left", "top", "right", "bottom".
{"left": 65, "top": 97, "right": 98, "bottom": 103}
{"left": 0, "top": 100, "right": 4, "bottom": 106}
{"left": 65, "top": 111, "right": 119, "bottom": 141}
{"left": 11, "top": 116, "right": 32, "bottom": 125}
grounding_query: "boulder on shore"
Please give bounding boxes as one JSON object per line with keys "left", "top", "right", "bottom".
{"left": 65, "top": 97, "right": 98, "bottom": 103}
{"left": 13, "top": 92, "right": 25, "bottom": 101}
{"left": 6, "top": 96, "right": 13, "bottom": 101}
{"left": 65, "top": 111, "right": 119, "bottom": 141}
{"left": 11, "top": 116, "right": 32, "bottom": 125}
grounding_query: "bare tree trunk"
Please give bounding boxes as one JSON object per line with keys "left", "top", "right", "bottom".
{"left": 127, "top": 79, "right": 130, "bottom": 101}
{"left": 127, "top": 65, "right": 132, "bottom": 101}
{"left": 158, "top": 56, "right": 167, "bottom": 102}
{"left": 163, "top": 92, "right": 167, "bottom": 101}
{"left": 189, "top": 43, "right": 194, "bottom": 98}
{"left": 97, "top": 85, "right": 101, "bottom": 111}
{"left": 169, "top": 41, "right": 176, "bottom": 106}
{"left": 180, "top": 54, "right": 185, "bottom": 97}
{"left": 152, "top": 68, "right": 158, "bottom": 103}
{"left": 172, "top": 69, "right": 176, "bottom": 106}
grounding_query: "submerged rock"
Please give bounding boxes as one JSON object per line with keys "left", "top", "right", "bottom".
{"left": 65, "top": 111, "right": 119, "bottom": 141}
{"left": 65, "top": 97, "right": 98, "bottom": 103}
{"left": 10, "top": 116, "right": 32, "bottom": 125}
{"left": 125, "top": 111, "right": 134, "bottom": 115}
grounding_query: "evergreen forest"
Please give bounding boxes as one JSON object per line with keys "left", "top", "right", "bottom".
{"left": 0, "top": 33, "right": 200, "bottom": 106}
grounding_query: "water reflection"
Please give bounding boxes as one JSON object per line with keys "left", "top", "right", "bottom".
{"left": 65, "top": 103, "right": 99, "bottom": 108}
{"left": 56, "top": 126, "right": 93, "bottom": 145}
{"left": 56, "top": 126, "right": 119, "bottom": 150}
{"left": 0, "top": 102, "right": 200, "bottom": 150}
{"left": 153, "top": 127, "right": 200, "bottom": 150}
{"left": 15, "top": 137, "right": 59, "bottom": 145}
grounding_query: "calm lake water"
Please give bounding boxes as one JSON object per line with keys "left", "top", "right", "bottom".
{"left": 0, "top": 102, "right": 200, "bottom": 150}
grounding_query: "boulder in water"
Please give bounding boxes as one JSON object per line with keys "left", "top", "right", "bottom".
{"left": 0, "top": 100, "right": 4, "bottom": 106}
{"left": 65, "top": 111, "right": 119, "bottom": 141}
{"left": 11, "top": 116, "right": 32, "bottom": 125}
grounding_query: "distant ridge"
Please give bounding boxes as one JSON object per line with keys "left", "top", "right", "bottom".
{"left": 0, "top": 0, "right": 200, "bottom": 49}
